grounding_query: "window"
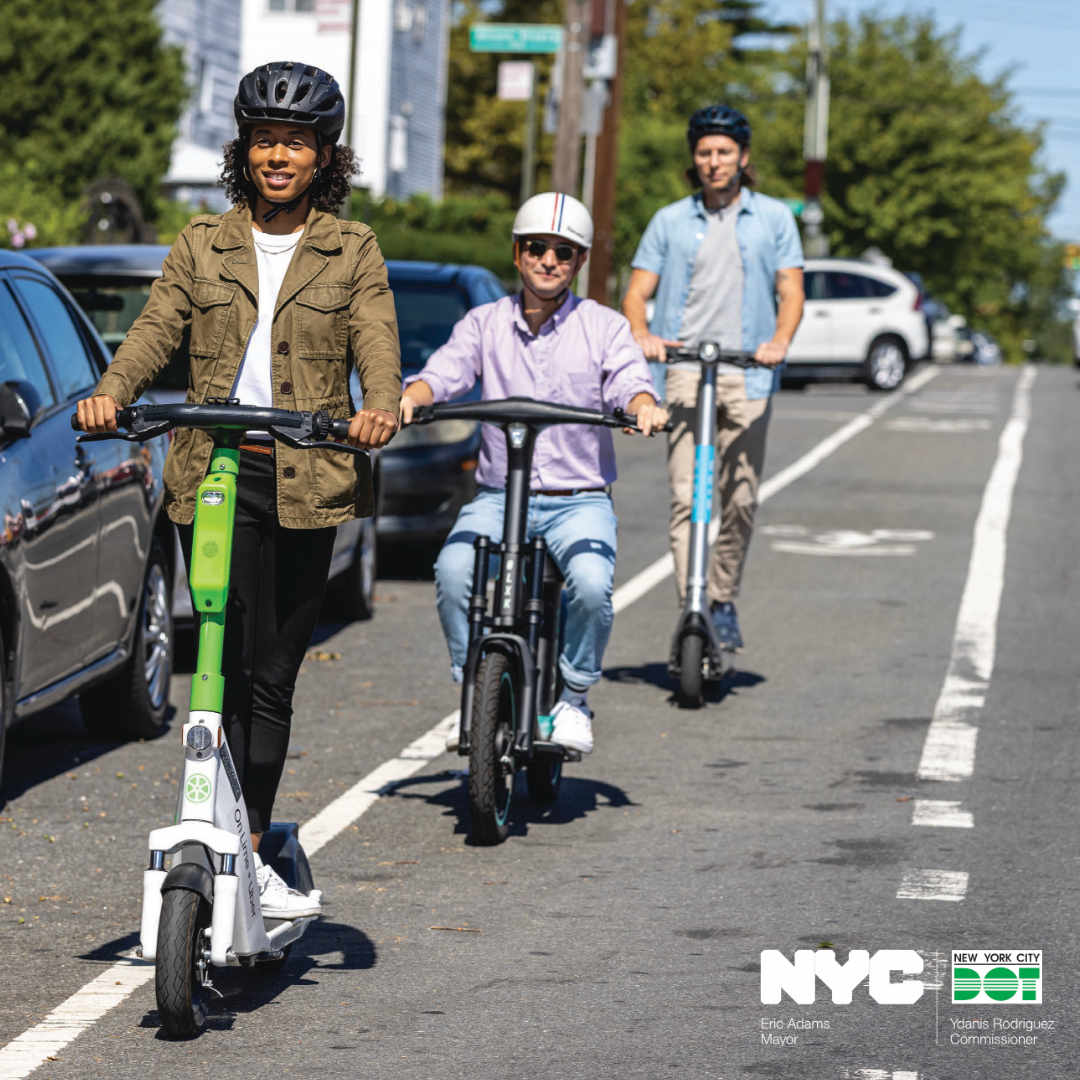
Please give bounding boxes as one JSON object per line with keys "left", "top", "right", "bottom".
{"left": 11, "top": 277, "right": 99, "bottom": 400}
{"left": 268, "top": 0, "right": 314, "bottom": 10}
{"left": 803, "top": 271, "right": 827, "bottom": 301}
{"left": 825, "top": 272, "right": 894, "bottom": 302}
{"left": 0, "top": 283, "right": 55, "bottom": 409}
{"left": 388, "top": 283, "right": 468, "bottom": 375}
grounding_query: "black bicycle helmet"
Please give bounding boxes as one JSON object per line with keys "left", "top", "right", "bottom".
{"left": 235, "top": 61, "right": 346, "bottom": 144}
{"left": 687, "top": 104, "right": 751, "bottom": 150}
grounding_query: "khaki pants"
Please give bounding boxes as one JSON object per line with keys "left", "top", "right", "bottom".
{"left": 666, "top": 367, "right": 772, "bottom": 606}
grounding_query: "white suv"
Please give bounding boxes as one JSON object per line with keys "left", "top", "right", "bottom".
{"left": 785, "top": 258, "right": 929, "bottom": 390}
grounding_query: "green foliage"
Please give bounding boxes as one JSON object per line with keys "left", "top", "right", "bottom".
{"left": 0, "top": 0, "right": 186, "bottom": 223}
{"left": 356, "top": 192, "right": 520, "bottom": 280}
{"left": 444, "top": 0, "right": 560, "bottom": 198}
{"left": 748, "top": 13, "right": 1069, "bottom": 360}
{"left": 0, "top": 163, "right": 85, "bottom": 249}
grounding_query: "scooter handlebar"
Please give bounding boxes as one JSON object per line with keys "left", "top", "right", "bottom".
{"left": 412, "top": 397, "right": 672, "bottom": 434}
{"left": 663, "top": 343, "right": 759, "bottom": 367}
{"left": 70, "top": 402, "right": 368, "bottom": 455}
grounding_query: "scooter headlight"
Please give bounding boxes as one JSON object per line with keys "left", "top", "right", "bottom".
{"left": 186, "top": 725, "right": 213, "bottom": 751}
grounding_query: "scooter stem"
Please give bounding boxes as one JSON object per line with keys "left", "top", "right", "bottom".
{"left": 686, "top": 362, "right": 719, "bottom": 614}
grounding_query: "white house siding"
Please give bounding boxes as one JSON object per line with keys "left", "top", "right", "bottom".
{"left": 385, "top": 0, "right": 449, "bottom": 201}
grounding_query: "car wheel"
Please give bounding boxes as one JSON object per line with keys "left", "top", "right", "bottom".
{"left": 344, "top": 516, "right": 377, "bottom": 622}
{"left": 864, "top": 337, "right": 908, "bottom": 391}
{"left": 80, "top": 539, "right": 174, "bottom": 740}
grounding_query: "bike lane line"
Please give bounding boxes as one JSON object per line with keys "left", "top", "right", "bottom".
{"left": 0, "top": 366, "right": 943, "bottom": 1078}
{"left": 898, "top": 365, "right": 1035, "bottom": 907}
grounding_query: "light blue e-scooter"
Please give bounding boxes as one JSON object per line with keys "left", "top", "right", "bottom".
{"left": 664, "top": 343, "right": 759, "bottom": 707}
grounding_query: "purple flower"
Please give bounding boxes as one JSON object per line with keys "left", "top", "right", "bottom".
{"left": 11, "top": 233, "right": 25, "bottom": 249}
{"left": 23, "top": 223, "right": 37, "bottom": 240}
{"left": 6, "top": 218, "right": 17, "bottom": 235}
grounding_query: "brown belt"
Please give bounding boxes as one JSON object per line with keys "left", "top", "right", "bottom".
{"left": 239, "top": 442, "right": 274, "bottom": 457}
{"left": 531, "top": 486, "right": 609, "bottom": 497}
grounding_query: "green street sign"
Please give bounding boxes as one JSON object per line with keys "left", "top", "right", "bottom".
{"left": 781, "top": 197, "right": 805, "bottom": 217}
{"left": 469, "top": 24, "right": 563, "bottom": 54}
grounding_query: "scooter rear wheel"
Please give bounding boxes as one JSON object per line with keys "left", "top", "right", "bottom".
{"left": 468, "top": 653, "right": 518, "bottom": 845}
{"left": 155, "top": 887, "right": 211, "bottom": 1038}
{"left": 677, "top": 634, "right": 705, "bottom": 709}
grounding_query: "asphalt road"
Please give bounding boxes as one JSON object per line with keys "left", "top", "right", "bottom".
{"left": 2, "top": 362, "right": 1077, "bottom": 1079}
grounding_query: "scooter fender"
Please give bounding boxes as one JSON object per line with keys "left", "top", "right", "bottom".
{"left": 162, "top": 862, "right": 215, "bottom": 904}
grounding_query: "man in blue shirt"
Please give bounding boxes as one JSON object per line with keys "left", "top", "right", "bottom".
{"left": 623, "top": 105, "right": 804, "bottom": 651}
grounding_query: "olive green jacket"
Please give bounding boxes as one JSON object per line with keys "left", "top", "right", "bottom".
{"left": 95, "top": 204, "right": 401, "bottom": 528}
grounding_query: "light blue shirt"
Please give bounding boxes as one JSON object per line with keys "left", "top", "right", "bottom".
{"left": 631, "top": 188, "right": 805, "bottom": 400}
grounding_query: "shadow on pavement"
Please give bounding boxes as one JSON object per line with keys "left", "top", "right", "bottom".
{"left": 1, "top": 699, "right": 177, "bottom": 809}
{"left": 603, "top": 662, "right": 766, "bottom": 705}
{"left": 382, "top": 769, "right": 638, "bottom": 842}
{"left": 139, "top": 919, "right": 377, "bottom": 1037}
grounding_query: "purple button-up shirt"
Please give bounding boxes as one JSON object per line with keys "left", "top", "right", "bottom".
{"left": 406, "top": 292, "right": 657, "bottom": 491}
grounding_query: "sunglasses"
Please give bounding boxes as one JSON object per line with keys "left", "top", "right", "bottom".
{"left": 523, "top": 239, "right": 579, "bottom": 262}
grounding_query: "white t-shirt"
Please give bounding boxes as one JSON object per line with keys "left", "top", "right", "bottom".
{"left": 231, "top": 227, "right": 304, "bottom": 418}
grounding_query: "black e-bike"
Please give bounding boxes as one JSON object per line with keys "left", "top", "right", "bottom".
{"left": 413, "top": 398, "right": 661, "bottom": 845}
{"left": 663, "top": 343, "right": 761, "bottom": 707}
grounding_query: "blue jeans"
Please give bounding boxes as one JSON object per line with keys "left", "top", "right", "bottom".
{"left": 434, "top": 488, "right": 618, "bottom": 688}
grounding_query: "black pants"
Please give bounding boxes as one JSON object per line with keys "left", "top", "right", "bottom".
{"left": 177, "top": 449, "right": 336, "bottom": 833}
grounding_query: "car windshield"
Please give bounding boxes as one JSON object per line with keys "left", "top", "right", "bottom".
{"left": 389, "top": 282, "right": 469, "bottom": 376}
{"left": 61, "top": 273, "right": 190, "bottom": 391}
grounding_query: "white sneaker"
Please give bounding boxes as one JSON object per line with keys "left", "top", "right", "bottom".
{"left": 254, "top": 853, "right": 322, "bottom": 919}
{"left": 550, "top": 700, "right": 594, "bottom": 754}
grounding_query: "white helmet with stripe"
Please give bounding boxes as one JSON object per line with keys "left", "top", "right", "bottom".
{"left": 511, "top": 191, "right": 593, "bottom": 251}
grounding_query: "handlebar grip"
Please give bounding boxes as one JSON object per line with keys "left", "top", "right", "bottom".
{"left": 329, "top": 418, "right": 352, "bottom": 440}
{"left": 70, "top": 406, "right": 137, "bottom": 431}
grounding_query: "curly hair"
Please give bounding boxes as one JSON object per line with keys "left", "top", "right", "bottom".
{"left": 219, "top": 132, "right": 361, "bottom": 213}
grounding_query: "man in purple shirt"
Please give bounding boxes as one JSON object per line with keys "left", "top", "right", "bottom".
{"left": 400, "top": 192, "right": 666, "bottom": 753}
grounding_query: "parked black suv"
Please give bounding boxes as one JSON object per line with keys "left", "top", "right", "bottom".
{"left": 0, "top": 249, "right": 173, "bottom": 779}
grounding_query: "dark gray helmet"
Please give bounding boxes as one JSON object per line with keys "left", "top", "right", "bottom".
{"left": 687, "top": 104, "right": 751, "bottom": 149}
{"left": 235, "top": 61, "right": 345, "bottom": 144}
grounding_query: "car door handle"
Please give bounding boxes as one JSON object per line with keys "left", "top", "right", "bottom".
{"left": 869, "top": 307, "right": 882, "bottom": 314}
{"left": 814, "top": 310, "right": 830, "bottom": 317}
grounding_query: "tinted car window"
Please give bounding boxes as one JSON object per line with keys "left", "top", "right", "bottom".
{"left": 12, "top": 277, "right": 99, "bottom": 399}
{"left": 803, "top": 271, "right": 827, "bottom": 301}
{"left": 825, "top": 271, "right": 897, "bottom": 300}
{"left": 60, "top": 274, "right": 191, "bottom": 392}
{"left": 0, "top": 283, "right": 56, "bottom": 408}
{"left": 390, "top": 283, "right": 469, "bottom": 376}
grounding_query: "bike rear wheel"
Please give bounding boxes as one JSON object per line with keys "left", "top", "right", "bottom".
{"left": 468, "top": 653, "right": 518, "bottom": 845}
{"left": 155, "top": 887, "right": 211, "bottom": 1038}
{"left": 677, "top": 634, "right": 705, "bottom": 709}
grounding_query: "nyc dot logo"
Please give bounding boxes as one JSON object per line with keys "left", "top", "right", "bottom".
{"left": 952, "top": 950, "right": 1042, "bottom": 1004}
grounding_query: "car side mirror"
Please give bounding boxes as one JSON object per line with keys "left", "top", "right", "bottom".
{"left": 0, "top": 380, "right": 43, "bottom": 439}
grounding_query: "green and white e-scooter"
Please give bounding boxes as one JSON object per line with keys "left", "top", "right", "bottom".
{"left": 663, "top": 343, "right": 760, "bottom": 707}
{"left": 74, "top": 400, "right": 367, "bottom": 1037}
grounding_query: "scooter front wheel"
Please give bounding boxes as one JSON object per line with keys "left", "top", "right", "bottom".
{"left": 468, "top": 653, "right": 518, "bottom": 845}
{"left": 155, "top": 887, "right": 212, "bottom": 1038}
{"left": 677, "top": 634, "right": 705, "bottom": 709}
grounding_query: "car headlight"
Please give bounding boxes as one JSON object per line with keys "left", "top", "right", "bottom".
{"left": 392, "top": 419, "right": 477, "bottom": 449}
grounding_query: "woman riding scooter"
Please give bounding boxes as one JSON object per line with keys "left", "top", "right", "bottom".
{"left": 76, "top": 61, "right": 401, "bottom": 918}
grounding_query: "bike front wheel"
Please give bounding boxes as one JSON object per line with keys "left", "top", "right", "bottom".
{"left": 468, "top": 653, "right": 518, "bottom": 845}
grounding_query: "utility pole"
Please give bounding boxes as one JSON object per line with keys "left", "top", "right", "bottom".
{"left": 342, "top": 0, "right": 363, "bottom": 220}
{"left": 520, "top": 63, "right": 539, "bottom": 204}
{"left": 586, "top": 0, "right": 625, "bottom": 305}
{"left": 803, "top": 0, "right": 829, "bottom": 257}
{"left": 552, "top": 0, "right": 588, "bottom": 195}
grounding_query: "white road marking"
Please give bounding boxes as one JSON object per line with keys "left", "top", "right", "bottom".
{"left": 611, "top": 364, "right": 941, "bottom": 614}
{"left": 886, "top": 417, "right": 991, "bottom": 433}
{"left": 843, "top": 1071, "right": 919, "bottom": 1080}
{"left": 770, "top": 541, "right": 916, "bottom": 557}
{"left": 896, "top": 869, "right": 969, "bottom": 902}
{"left": 916, "top": 367, "right": 1035, "bottom": 783}
{"left": 0, "top": 958, "right": 154, "bottom": 1080}
{"left": 912, "top": 799, "right": 974, "bottom": 828}
{"left": 298, "top": 710, "right": 460, "bottom": 857}
{"left": 0, "top": 365, "right": 947, "bottom": 1075}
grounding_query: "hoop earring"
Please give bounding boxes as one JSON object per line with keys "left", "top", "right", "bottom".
{"left": 243, "top": 166, "right": 251, "bottom": 182}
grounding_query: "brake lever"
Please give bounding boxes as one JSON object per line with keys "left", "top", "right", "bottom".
{"left": 76, "top": 422, "right": 173, "bottom": 444}
{"left": 266, "top": 424, "right": 368, "bottom": 457}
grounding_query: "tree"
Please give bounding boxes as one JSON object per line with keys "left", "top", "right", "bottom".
{"left": 0, "top": 0, "right": 186, "bottom": 232}
{"left": 748, "top": 13, "right": 1069, "bottom": 360}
